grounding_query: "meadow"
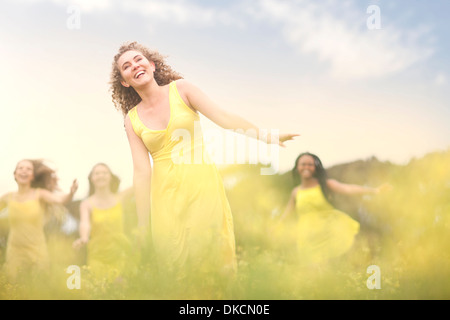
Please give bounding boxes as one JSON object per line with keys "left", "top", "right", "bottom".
{"left": 1, "top": 149, "right": 449, "bottom": 300}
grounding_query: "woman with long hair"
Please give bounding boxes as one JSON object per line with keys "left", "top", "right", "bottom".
{"left": 72, "top": 163, "right": 136, "bottom": 282}
{"left": 109, "top": 41, "right": 298, "bottom": 292}
{"left": 281, "top": 152, "right": 390, "bottom": 265}
{"left": 0, "top": 159, "right": 77, "bottom": 280}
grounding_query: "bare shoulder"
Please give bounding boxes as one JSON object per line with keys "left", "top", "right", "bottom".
{"left": 79, "top": 197, "right": 93, "bottom": 212}
{"left": 326, "top": 179, "right": 340, "bottom": 187}
{"left": 173, "top": 79, "right": 200, "bottom": 110}
{"left": 124, "top": 113, "right": 132, "bottom": 129}
{"left": 34, "top": 188, "right": 55, "bottom": 203}
{"left": 291, "top": 186, "right": 301, "bottom": 197}
{"left": 35, "top": 187, "right": 46, "bottom": 198}
{"left": 173, "top": 78, "right": 191, "bottom": 91}
{"left": 326, "top": 179, "right": 346, "bottom": 193}
{"left": 0, "top": 192, "right": 12, "bottom": 203}
{"left": 175, "top": 79, "right": 203, "bottom": 95}
{"left": 124, "top": 113, "right": 139, "bottom": 138}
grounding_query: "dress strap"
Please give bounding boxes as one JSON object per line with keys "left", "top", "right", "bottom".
{"left": 127, "top": 106, "right": 144, "bottom": 138}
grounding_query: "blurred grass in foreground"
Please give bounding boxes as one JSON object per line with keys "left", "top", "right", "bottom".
{"left": 1, "top": 149, "right": 449, "bottom": 299}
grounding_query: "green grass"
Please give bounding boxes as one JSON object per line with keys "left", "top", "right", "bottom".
{"left": 1, "top": 150, "right": 450, "bottom": 299}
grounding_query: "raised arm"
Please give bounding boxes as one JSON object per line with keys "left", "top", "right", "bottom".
{"left": 38, "top": 180, "right": 78, "bottom": 205}
{"left": 176, "top": 79, "right": 299, "bottom": 147}
{"left": 327, "top": 179, "right": 391, "bottom": 196}
{"left": 124, "top": 115, "right": 152, "bottom": 233}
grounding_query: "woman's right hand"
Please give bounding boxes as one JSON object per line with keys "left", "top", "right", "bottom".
{"left": 72, "top": 237, "right": 88, "bottom": 250}
{"left": 375, "top": 183, "right": 393, "bottom": 194}
{"left": 133, "top": 225, "right": 150, "bottom": 249}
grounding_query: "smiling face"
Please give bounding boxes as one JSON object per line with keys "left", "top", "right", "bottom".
{"left": 89, "top": 164, "right": 113, "bottom": 191}
{"left": 296, "top": 155, "right": 316, "bottom": 180}
{"left": 14, "top": 160, "right": 35, "bottom": 185}
{"left": 117, "top": 50, "right": 155, "bottom": 89}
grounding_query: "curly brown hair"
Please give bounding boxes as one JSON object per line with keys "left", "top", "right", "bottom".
{"left": 109, "top": 41, "right": 183, "bottom": 116}
{"left": 15, "top": 159, "right": 59, "bottom": 192}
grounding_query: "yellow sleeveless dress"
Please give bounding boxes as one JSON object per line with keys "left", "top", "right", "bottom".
{"left": 87, "top": 202, "right": 136, "bottom": 280}
{"left": 128, "top": 81, "right": 236, "bottom": 279}
{"left": 295, "top": 185, "right": 360, "bottom": 264}
{"left": 3, "top": 196, "right": 49, "bottom": 279}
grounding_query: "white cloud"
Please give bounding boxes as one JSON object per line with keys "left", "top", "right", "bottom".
{"left": 13, "top": 0, "right": 247, "bottom": 27}
{"left": 6, "top": 0, "right": 437, "bottom": 79}
{"left": 121, "top": 0, "right": 214, "bottom": 26}
{"left": 119, "top": 0, "right": 246, "bottom": 28}
{"left": 12, "top": 0, "right": 112, "bottom": 12}
{"left": 435, "top": 73, "right": 447, "bottom": 86}
{"left": 246, "top": 0, "right": 435, "bottom": 79}
{"left": 62, "top": 0, "right": 111, "bottom": 12}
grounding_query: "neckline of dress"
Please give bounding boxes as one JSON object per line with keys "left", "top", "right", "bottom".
{"left": 92, "top": 201, "right": 121, "bottom": 211}
{"left": 298, "top": 184, "right": 321, "bottom": 191}
{"left": 10, "top": 197, "right": 39, "bottom": 204}
{"left": 134, "top": 83, "right": 173, "bottom": 132}
{"left": 9, "top": 189, "right": 40, "bottom": 204}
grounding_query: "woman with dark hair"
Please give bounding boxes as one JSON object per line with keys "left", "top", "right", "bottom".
{"left": 0, "top": 159, "right": 77, "bottom": 280}
{"left": 72, "top": 163, "right": 136, "bottom": 281}
{"left": 281, "top": 152, "right": 389, "bottom": 265}
{"left": 109, "top": 41, "right": 298, "bottom": 288}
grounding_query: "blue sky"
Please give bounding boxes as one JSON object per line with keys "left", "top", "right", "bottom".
{"left": 1, "top": 0, "right": 449, "bottom": 197}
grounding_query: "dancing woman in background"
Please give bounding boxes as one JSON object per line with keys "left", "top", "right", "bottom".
{"left": 109, "top": 41, "right": 298, "bottom": 287}
{"left": 72, "top": 163, "right": 137, "bottom": 281}
{"left": 0, "top": 159, "right": 77, "bottom": 280}
{"left": 281, "top": 152, "right": 390, "bottom": 265}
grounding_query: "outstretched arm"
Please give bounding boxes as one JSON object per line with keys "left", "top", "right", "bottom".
{"left": 73, "top": 199, "right": 91, "bottom": 249}
{"left": 38, "top": 180, "right": 78, "bottom": 205}
{"left": 280, "top": 187, "right": 299, "bottom": 221}
{"left": 327, "top": 179, "right": 391, "bottom": 196}
{"left": 176, "top": 79, "right": 299, "bottom": 147}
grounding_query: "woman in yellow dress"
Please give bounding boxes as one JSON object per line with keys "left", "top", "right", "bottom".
{"left": 72, "top": 163, "right": 136, "bottom": 282}
{"left": 0, "top": 159, "right": 78, "bottom": 281}
{"left": 109, "top": 41, "right": 298, "bottom": 289}
{"left": 282, "top": 152, "right": 389, "bottom": 265}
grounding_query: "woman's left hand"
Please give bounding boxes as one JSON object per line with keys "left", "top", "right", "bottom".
{"left": 268, "top": 133, "right": 300, "bottom": 147}
{"left": 70, "top": 179, "right": 79, "bottom": 196}
{"left": 375, "top": 183, "right": 393, "bottom": 194}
